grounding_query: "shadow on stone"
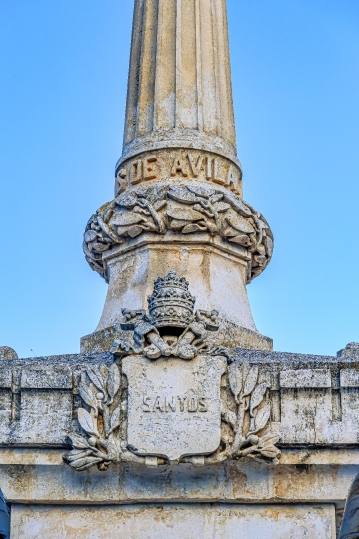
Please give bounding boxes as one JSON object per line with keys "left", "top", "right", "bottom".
{"left": 339, "top": 473, "right": 359, "bottom": 539}
{"left": 0, "top": 490, "right": 10, "bottom": 539}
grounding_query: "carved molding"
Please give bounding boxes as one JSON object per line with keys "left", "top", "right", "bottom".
{"left": 83, "top": 184, "right": 273, "bottom": 284}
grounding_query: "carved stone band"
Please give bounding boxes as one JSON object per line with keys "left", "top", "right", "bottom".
{"left": 115, "top": 148, "right": 242, "bottom": 197}
{"left": 83, "top": 182, "right": 273, "bottom": 285}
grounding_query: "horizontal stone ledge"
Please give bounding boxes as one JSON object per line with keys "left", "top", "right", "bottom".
{"left": 0, "top": 353, "right": 359, "bottom": 395}
{"left": 279, "top": 448, "right": 359, "bottom": 465}
{"left": 0, "top": 448, "right": 64, "bottom": 465}
{"left": 0, "top": 460, "right": 357, "bottom": 505}
{"left": 0, "top": 447, "right": 358, "bottom": 467}
{"left": 101, "top": 232, "right": 251, "bottom": 264}
{"left": 10, "top": 503, "right": 336, "bottom": 539}
{"left": 233, "top": 349, "right": 359, "bottom": 367}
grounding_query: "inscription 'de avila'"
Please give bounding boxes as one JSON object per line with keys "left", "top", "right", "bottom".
{"left": 118, "top": 152, "right": 241, "bottom": 195}
{"left": 142, "top": 395, "right": 209, "bottom": 413}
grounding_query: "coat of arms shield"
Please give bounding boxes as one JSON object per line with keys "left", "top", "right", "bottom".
{"left": 122, "top": 355, "right": 227, "bottom": 463}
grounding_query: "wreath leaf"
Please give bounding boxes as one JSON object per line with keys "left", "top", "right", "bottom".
{"left": 78, "top": 408, "right": 98, "bottom": 437}
{"left": 168, "top": 186, "right": 198, "bottom": 204}
{"left": 65, "top": 449, "right": 93, "bottom": 462}
{"left": 182, "top": 223, "right": 207, "bottom": 234}
{"left": 86, "top": 367, "right": 105, "bottom": 393}
{"left": 213, "top": 201, "right": 230, "bottom": 213}
{"left": 250, "top": 383, "right": 268, "bottom": 416}
{"left": 226, "top": 214, "right": 255, "bottom": 234}
{"left": 79, "top": 382, "right": 97, "bottom": 410}
{"left": 228, "top": 363, "right": 243, "bottom": 402}
{"left": 109, "top": 407, "right": 121, "bottom": 434}
{"left": 67, "top": 434, "right": 90, "bottom": 450}
{"left": 107, "top": 364, "right": 121, "bottom": 404}
{"left": 70, "top": 456, "right": 104, "bottom": 471}
{"left": 111, "top": 212, "right": 144, "bottom": 226}
{"left": 243, "top": 366, "right": 259, "bottom": 397}
{"left": 187, "top": 185, "right": 217, "bottom": 198}
{"left": 259, "top": 447, "right": 280, "bottom": 459}
{"left": 254, "top": 404, "right": 271, "bottom": 433}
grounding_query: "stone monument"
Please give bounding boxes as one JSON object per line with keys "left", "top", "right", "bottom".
{"left": 80, "top": 0, "right": 273, "bottom": 355}
{"left": 1, "top": 1, "right": 358, "bottom": 538}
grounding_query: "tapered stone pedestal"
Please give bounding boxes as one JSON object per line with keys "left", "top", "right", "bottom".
{"left": 96, "top": 242, "right": 255, "bottom": 331}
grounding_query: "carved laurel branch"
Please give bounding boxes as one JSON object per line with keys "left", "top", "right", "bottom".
{"left": 64, "top": 364, "right": 123, "bottom": 471}
{"left": 83, "top": 185, "right": 273, "bottom": 284}
{"left": 223, "top": 363, "right": 281, "bottom": 464}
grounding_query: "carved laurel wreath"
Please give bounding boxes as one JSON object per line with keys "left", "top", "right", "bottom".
{"left": 83, "top": 185, "right": 273, "bottom": 284}
{"left": 223, "top": 362, "right": 281, "bottom": 463}
{"left": 65, "top": 360, "right": 281, "bottom": 472}
{"left": 65, "top": 365, "right": 123, "bottom": 471}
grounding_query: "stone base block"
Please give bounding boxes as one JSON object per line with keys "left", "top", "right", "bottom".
{"left": 11, "top": 503, "right": 336, "bottom": 539}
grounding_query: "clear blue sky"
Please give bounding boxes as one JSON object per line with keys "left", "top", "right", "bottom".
{"left": 1, "top": 0, "right": 358, "bottom": 358}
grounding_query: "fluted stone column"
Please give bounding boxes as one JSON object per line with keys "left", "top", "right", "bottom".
{"left": 81, "top": 0, "right": 274, "bottom": 352}
{"left": 120, "top": 0, "right": 238, "bottom": 168}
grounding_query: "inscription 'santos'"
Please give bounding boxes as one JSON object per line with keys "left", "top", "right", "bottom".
{"left": 142, "top": 395, "right": 208, "bottom": 413}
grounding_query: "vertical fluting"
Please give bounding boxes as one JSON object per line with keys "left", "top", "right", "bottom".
{"left": 122, "top": 0, "right": 237, "bottom": 156}
{"left": 195, "top": 0, "right": 204, "bottom": 132}
{"left": 153, "top": 0, "right": 177, "bottom": 130}
{"left": 136, "top": 0, "right": 159, "bottom": 136}
{"left": 123, "top": 0, "right": 145, "bottom": 145}
{"left": 176, "top": 0, "right": 198, "bottom": 130}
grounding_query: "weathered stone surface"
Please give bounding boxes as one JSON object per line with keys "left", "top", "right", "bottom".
{"left": 0, "top": 347, "right": 18, "bottom": 360}
{"left": 123, "top": 355, "right": 226, "bottom": 462}
{"left": 0, "top": 370, "right": 12, "bottom": 388}
{"left": 21, "top": 366, "right": 72, "bottom": 389}
{"left": 340, "top": 369, "right": 359, "bottom": 387}
{"left": 11, "top": 503, "right": 336, "bottom": 539}
{"left": 1, "top": 455, "right": 359, "bottom": 505}
{"left": 1, "top": 348, "right": 357, "bottom": 535}
{"left": 338, "top": 342, "right": 359, "bottom": 359}
{"left": 280, "top": 369, "right": 332, "bottom": 388}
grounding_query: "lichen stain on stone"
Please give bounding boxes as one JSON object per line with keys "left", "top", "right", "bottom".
{"left": 265, "top": 508, "right": 280, "bottom": 521}
{"left": 153, "top": 506, "right": 175, "bottom": 526}
{"left": 3, "top": 464, "right": 36, "bottom": 500}
{"left": 228, "top": 465, "right": 248, "bottom": 499}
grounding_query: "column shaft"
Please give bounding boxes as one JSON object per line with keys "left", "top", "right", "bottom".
{"left": 122, "top": 0, "right": 237, "bottom": 164}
